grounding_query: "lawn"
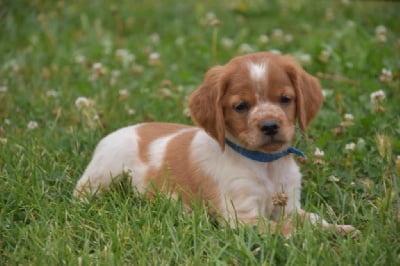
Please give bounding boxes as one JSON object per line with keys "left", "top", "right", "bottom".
{"left": 1, "top": 0, "right": 399, "bottom": 264}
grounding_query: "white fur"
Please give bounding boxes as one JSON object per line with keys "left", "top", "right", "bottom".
{"left": 248, "top": 62, "right": 268, "bottom": 82}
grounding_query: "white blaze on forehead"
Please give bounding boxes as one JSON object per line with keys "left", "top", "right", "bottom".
{"left": 248, "top": 61, "right": 268, "bottom": 82}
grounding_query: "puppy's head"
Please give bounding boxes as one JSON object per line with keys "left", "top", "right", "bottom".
{"left": 189, "top": 52, "right": 323, "bottom": 153}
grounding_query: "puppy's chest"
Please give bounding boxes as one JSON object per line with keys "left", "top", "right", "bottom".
{"left": 220, "top": 160, "right": 295, "bottom": 196}
{"left": 190, "top": 132, "right": 301, "bottom": 211}
{"left": 213, "top": 157, "right": 301, "bottom": 218}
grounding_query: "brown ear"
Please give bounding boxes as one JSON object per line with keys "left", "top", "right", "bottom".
{"left": 188, "top": 66, "right": 226, "bottom": 150}
{"left": 284, "top": 58, "right": 323, "bottom": 135}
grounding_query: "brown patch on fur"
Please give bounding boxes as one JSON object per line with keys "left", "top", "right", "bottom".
{"left": 188, "top": 66, "right": 226, "bottom": 150}
{"left": 136, "top": 123, "right": 191, "bottom": 163}
{"left": 221, "top": 80, "right": 258, "bottom": 144}
{"left": 145, "top": 130, "right": 221, "bottom": 213}
{"left": 278, "top": 55, "right": 323, "bottom": 134}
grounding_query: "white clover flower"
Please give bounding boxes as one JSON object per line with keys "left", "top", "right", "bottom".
{"left": 149, "top": 33, "right": 160, "bottom": 44}
{"left": 375, "top": 25, "right": 387, "bottom": 36}
{"left": 148, "top": 52, "right": 161, "bottom": 66}
{"left": 91, "top": 62, "right": 107, "bottom": 78}
{"left": 269, "top": 49, "right": 281, "bottom": 55}
{"left": 115, "top": 49, "right": 135, "bottom": 65}
{"left": 111, "top": 70, "right": 121, "bottom": 78}
{"left": 284, "top": 34, "right": 293, "bottom": 43}
{"left": 396, "top": 155, "right": 400, "bottom": 168}
{"left": 345, "top": 142, "right": 356, "bottom": 151}
{"left": 0, "top": 85, "right": 8, "bottom": 92}
{"left": 221, "top": 38, "right": 234, "bottom": 49}
{"left": 175, "top": 85, "right": 184, "bottom": 93}
{"left": 314, "top": 148, "right": 325, "bottom": 157}
{"left": 319, "top": 50, "right": 331, "bottom": 63}
{"left": 183, "top": 107, "right": 191, "bottom": 118}
{"left": 92, "top": 62, "right": 102, "bottom": 69}
{"left": 93, "top": 62, "right": 104, "bottom": 71}
{"left": 127, "top": 108, "right": 136, "bottom": 115}
{"left": 119, "top": 89, "right": 129, "bottom": 100}
{"left": 298, "top": 54, "right": 312, "bottom": 66}
{"left": 115, "top": 48, "right": 128, "bottom": 59}
{"left": 376, "top": 34, "right": 387, "bottom": 43}
{"left": 370, "top": 90, "right": 386, "bottom": 104}
{"left": 149, "top": 52, "right": 160, "bottom": 60}
{"left": 271, "top": 29, "right": 283, "bottom": 40}
{"left": 4, "top": 118, "right": 11, "bottom": 125}
{"left": 340, "top": 113, "right": 354, "bottom": 128}
{"left": 158, "top": 88, "right": 172, "bottom": 98}
{"left": 110, "top": 69, "right": 121, "bottom": 86}
{"left": 258, "top": 35, "right": 269, "bottom": 45}
{"left": 27, "top": 121, "right": 39, "bottom": 130}
{"left": 205, "top": 12, "right": 217, "bottom": 22}
{"left": 75, "top": 54, "right": 86, "bottom": 64}
{"left": 344, "top": 113, "right": 354, "bottom": 122}
{"left": 75, "top": 97, "right": 92, "bottom": 109}
{"left": 321, "top": 89, "right": 328, "bottom": 98}
{"left": 200, "top": 12, "right": 220, "bottom": 27}
{"left": 238, "top": 43, "right": 254, "bottom": 54}
{"left": 375, "top": 25, "right": 387, "bottom": 43}
{"left": 0, "top": 137, "right": 7, "bottom": 144}
{"left": 314, "top": 148, "right": 325, "bottom": 165}
{"left": 379, "top": 68, "right": 392, "bottom": 83}
{"left": 46, "top": 90, "right": 59, "bottom": 98}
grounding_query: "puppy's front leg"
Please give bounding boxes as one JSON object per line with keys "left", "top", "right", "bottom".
{"left": 297, "top": 209, "right": 359, "bottom": 236}
{"left": 240, "top": 217, "right": 293, "bottom": 238}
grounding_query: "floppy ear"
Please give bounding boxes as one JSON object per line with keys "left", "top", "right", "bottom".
{"left": 284, "top": 58, "right": 323, "bottom": 135}
{"left": 188, "top": 66, "right": 226, "bottom": 150}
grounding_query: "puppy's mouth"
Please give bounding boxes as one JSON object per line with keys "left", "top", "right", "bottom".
{"left": 259, "top": 139, "right": 289, "bottom": 153}
{"left": 235, "top": 131, "right": 291, "bottom": 153}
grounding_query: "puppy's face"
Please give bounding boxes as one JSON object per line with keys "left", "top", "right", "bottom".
{"left": 189, "top": 52, "right": 323, "bottom": 153}
{"left": 221, "top": 58, "right": 297, "bottom": 152}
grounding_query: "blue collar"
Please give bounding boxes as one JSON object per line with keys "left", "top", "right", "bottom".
{"left": 225, "top": 139, "right": 306, "bottom": 163}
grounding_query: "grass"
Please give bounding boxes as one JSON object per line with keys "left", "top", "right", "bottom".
{"left": 1, "top": 0, "right": 399, "bottom": 264}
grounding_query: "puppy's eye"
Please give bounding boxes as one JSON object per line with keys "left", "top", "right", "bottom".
{"left": 234, "top": 102, "right": 250, "bottom": 113}
{"left": 279, "top": 95, "right": 292, "bottom": 105}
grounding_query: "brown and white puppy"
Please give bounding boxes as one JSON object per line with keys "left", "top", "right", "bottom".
{"left": 74, "top": 52, "right": 357, "bottom": 236}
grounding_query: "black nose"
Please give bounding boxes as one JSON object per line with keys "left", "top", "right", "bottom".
{"left": 260, "top": 120, "right": 280, "bottom": 136}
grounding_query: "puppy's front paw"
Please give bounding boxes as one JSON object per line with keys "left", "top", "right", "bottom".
{"left": 335, "top": 224, "right": 360, "bottom": 238}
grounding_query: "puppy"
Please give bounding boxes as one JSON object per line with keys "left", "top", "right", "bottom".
{"left": 74, "top": 52, "right": 357, "bottom": 236}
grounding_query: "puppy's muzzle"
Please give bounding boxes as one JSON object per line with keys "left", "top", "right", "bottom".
{"left": 260, "top": 120, "right": 280, "bottom": 136}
